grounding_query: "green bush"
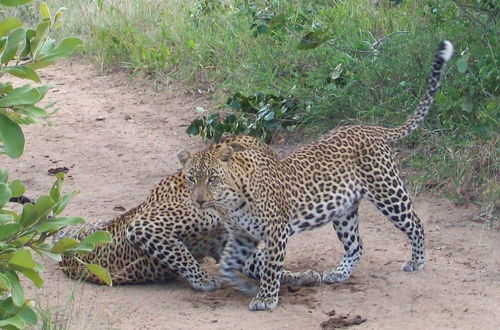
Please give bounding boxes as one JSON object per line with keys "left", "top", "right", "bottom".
{"left": 1, "top": 1, "right": 112, "bottom": 328}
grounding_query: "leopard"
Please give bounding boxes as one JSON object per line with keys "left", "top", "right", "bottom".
{"left": 58, "top": 134, "right": 321, "bottom": 290}
{"left": 177, "top": 41, "right": 454, "bottom": 310}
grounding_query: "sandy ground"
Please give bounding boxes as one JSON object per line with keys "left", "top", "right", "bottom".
{"left": 3, "top": 60, "right": 499, "bottom": 330}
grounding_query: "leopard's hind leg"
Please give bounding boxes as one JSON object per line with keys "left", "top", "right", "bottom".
{"left": 363, "top": 158, "right": 425, "bottom": 272}
{"left": 322, "top": 201, "right": 363, "bottom": 284}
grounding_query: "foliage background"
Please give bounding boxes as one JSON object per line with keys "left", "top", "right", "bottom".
{"left": 40, "top": 0, "right": 498, "bottom": 215}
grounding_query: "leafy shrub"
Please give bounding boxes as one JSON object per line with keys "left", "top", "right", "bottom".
{"left": 1, "top": 1, "right": 112, "bottom": 328}
{"left": 186, "top": 92, "right": 301, "bottom": 143}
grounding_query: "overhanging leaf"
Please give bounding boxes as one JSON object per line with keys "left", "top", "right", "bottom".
{"left": 0, "top": 223, "right": 21, "bottom": 240}
{"left": 18, "top": 304, "right": 38, "bottom": 326}
{"left": 33, "top": 216, "right": 84, "bottom": 233}
{"left": 0, "top": 272, "right": 11, "bottom": 291}
{"left": 85, "top": 263, "right": 112, "bottom": 286}
{"left": 0, "top": 17, "right": 22, "bottom": 38}
{"left": 0, "top": 84, "right": 43, "bottom": 107}
{"left": 0, "top": 182, "right": 12, "bottom": 206}
{"left": 51, "top": 237, "right": 79, "bottom": 253}
{"left": 0, "top": 315, "right": 26, "bottom": 329}
{"left": 9, "top": 249, "right": 36, "bottom": 270}
{"left": 0, "top": 26, "right": 25, "bottom": 64}
{"left": 21, "top": 268, "right": 43, "bottom": 288}
{"left": 4, "top": 270, "right": 24, "bottom": 307}
{"left": 8, "top": 179, "right": 25, "bottom": 198}
{"left": 0, "top": 113, "right": 25, "bottom": 158}
{"left": 38, "top": 37, "right": 83, "bottom": 62}
{"left": 2, "top": 65, "right": 41, "bottom": 83}
{"left": 81, "top": 231, "right": 112, "bottom": 246}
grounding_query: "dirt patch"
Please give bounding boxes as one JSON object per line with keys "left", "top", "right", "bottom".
{"left": 4, "top": 60, "right": 500, "bottom": 329}
{"left": 320, "top": 311, "right": 367, "bottom": 329}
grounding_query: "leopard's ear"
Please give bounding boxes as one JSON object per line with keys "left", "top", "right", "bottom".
{"left": 227, "top": 142, "right": 246, "bottom": 153}
{"left": 217, "top": 145, "right": 234, "bottom": 163}
{"left": 177, "top": 150, "right": 192, "bottom": 167}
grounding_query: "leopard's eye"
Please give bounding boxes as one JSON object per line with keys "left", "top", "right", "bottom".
{"left": 208, "top": 176, "right": 218, "bottom": 183}
{"left": 186, "top": 175, "right": 196, "bottom": 183}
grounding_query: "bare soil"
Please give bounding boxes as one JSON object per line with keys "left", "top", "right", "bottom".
{"left": 3, "top": 61, "right": 499, "bottom": 330}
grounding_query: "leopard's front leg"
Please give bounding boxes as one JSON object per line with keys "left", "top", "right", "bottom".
{"left": 127, "top": 220, "right": 221, "bottom": 292}
{"left": 220, "top": 230, "right": 260, "bottom": 296}
{"left": 248, "top": 221, "right": 289, "bottom": 311}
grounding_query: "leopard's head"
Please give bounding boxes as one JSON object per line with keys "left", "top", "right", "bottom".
{"left": 177, "top": 145, "right": 236, "bottom": 210}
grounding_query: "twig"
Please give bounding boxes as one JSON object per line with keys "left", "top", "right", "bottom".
{"left": 372, "top": 31, "right": 409, "bottom": 51}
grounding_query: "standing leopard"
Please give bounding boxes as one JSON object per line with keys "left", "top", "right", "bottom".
{"left": 178, "top": 41, "right": 454, "bottom": 310}
{"left": 58, "top": 134, "right": 320, "bottom": 289}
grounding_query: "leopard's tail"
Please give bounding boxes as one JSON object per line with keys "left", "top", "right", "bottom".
{"left": 385, "top": 40, "right": 453, "bottom": 142}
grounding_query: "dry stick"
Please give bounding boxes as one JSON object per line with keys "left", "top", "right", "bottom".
{"left": 372, "top": 31, "right": 409, "bottom": 51}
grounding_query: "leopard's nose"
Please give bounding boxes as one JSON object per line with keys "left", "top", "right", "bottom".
{"left": 195, "top": 199, "right": 206, "bottom": 208}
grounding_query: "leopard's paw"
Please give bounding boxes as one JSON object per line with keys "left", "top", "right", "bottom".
{"left": 283, "top": 270, "right": 321, "bottom": 287}
{"left": 192, "top": 276, "right": 223, "bottom": 292}
{"left": 401, "top": 260, "right": 425, "bottom": 272}
{"left": 248, "top": 295, "right": 279, "bottom": 311}
{"left": 322, "top": 269, "right": 350, "bottom": 284}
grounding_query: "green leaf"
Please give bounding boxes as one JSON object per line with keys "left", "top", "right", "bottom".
{"left": 50, "top": 176, "right": 62, "bottom": 201}
{"left": 0, "top": 17, "right": 22, "bottom": 39}
{"left": 0, "top": 84, "right": 44, "bottom": 107}
{"left": 0, "top": 27, "right": 25, "bottom": 64}
{"left": 20, "top": 268, "right": 43, "bottom": 288}
{"left": 185, "top": 120, "right": 201, "bottom": 135}
{"left": 9, "top": 249, "right": 36, "bottom": 270}
{"left": 81, "top": 230, "right": 112, "bottom": 246}
{"left": 0, "top": 213, "right": 14, "bottom": 223}
{"left": 30, "top": 20, "right": 50, "bottom": 56}
{"left": 8, "top": 180, "right": 25, "bottom": 198}
{"left": 85, "top": 264, "right": 112, "bottom": 286}
{"left": 33, "top": 216, "right": 84, "bottom": 233}
{"left": 18, "top": 202, "right": 36, "bottom": 227}
{"left": 2, "top": 65, "right": 41, "bottom": 83}
{"left": 51, "top": 237, "right": 79, "bottom": 253}
{"left": 4, "top": 270, "right": 24, "bottom": 307}
{"left": 68, "top": 241, "right": 95, "bottom": 255}
{"left": 0, "top": 223, "right": 21, "bottom": 240}
{"left": 34, "top": 195, "right": 55, "bottom": 215}
{"left": 0, "top": 0, "right": 32, "bottom": 6}
{"left": 19, "top": 105, "right": 48, "bottom": 118}
{"left": 52, "top": 190, "right": 79, "bottom": 215}
{"left": 0, "top": 182, "right": 12, "bottom": 206}
{"left": 40, "top": 2, "right": 51, "bottom": 20}
{"left": 0, "top": 272, "right": 11, "bottom": 291}
{"left": 0, "top": 113, "right": 25, "bottom": 159}
{"left": 38, "top": 37, "right": 83, "bottom": 62}
{"left": 457, "top": 58, "right": 468, "bottom": 73}
{"left": 32, "top": 246, "right": 61, "bottom": 261}
{"left": 19, "top": 29, "right": 34, "bottom": 57}
{"left": 18, "top": 304, "right": 37, "bottom": 326}
{"left": 0, "top": 168, "right": 8, "bottom": 183}
{"left": 0, "top": 315, "right": 26, "bottom": 329}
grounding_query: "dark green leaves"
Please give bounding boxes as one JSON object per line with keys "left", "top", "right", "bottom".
{"left": 187, "top": 92, "right": 301, "bottom": 143}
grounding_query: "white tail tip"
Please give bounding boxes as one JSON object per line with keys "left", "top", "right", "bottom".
{"left": 439, "top": 40, "right": 454, "bottom": 62}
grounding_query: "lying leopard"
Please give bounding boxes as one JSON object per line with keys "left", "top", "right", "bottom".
{"left": 178, "top": 41, "right": 454, "bottom": 310}
{"left": 58, "top": 134, "right": 321, "bottom": 289}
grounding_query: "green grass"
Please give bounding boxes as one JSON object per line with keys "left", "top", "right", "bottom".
{"left": 40, "top": 0, "right": 498, "bottom": 218}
